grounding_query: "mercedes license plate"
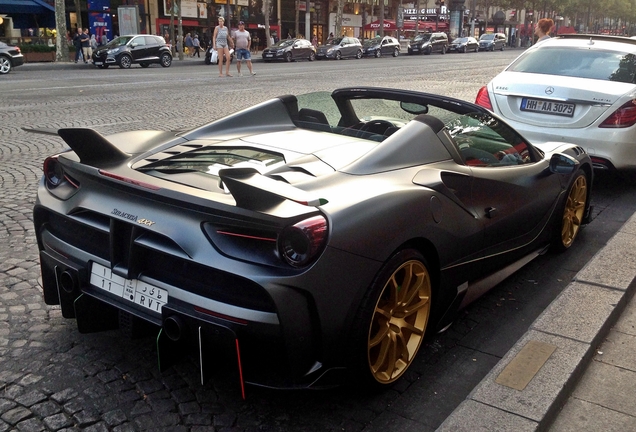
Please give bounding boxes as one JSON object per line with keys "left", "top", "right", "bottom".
{"left": 90, "top": 262, "right": 167, "bottom": 313}
{"left": 520, "top": 98, "right": 575, "bottom": 117}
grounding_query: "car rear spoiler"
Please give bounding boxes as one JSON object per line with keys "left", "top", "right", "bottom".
{"left": 219, "top": 167, "right": 328, "bottom": 211}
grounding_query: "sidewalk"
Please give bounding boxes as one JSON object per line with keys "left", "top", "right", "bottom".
{"left": 438, "top": 212, "right": 636, "bottom": 431}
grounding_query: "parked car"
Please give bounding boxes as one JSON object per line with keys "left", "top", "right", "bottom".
{"left": 362, "top": 36, "right": 400, "bottom": 58}
{"left": 475, "top": 34, "right": 636, "bottom": 170}
{"left": 448, "top": 36, "right": 479, "bottom": 53}
{"left": 478, "top": 33, "right": 506, "bottom": 51}
{"left": 204, "top": 46, "right": 233, "bottom": 65}
{"left": 92, "top": 35, "right": 172, "bottom": 69}
{"left": 315, "top": 36, "right": 362, "bottom": 60}
{"left": 408, "top": 32, "right": 448, "bottom": 55}
{"left": 0, "top": 41, "right": 24, "bottom": 74}
{"left": 262, "top": 38, "right": 316, "bottom": 62}
{"left": 31, "top": 86, "right": 592, "bottom": 390}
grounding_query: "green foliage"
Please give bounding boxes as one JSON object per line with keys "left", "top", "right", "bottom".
{"left": 18, "top": 44, "right": 56, "bottom": 53}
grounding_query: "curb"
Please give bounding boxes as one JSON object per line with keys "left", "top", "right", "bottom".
{"left": 437, "top": 212, "right": 636, "bottom": 431}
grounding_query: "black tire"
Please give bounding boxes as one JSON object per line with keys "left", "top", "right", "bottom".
{"left": 335, "top": 51, "right": 342, "bottom": 60}
{"left": 347, "top": 249, "right": 433, "bottom": 387}
{"left": 425, "top": 46, "right": 432, "bottom": 55}
{"left": 140, "top": 63, "right": 149, "bottom": 68}
{"left": 160, "top": 53, "right": 172, "bottom": 67}
{"left": 375, "top": 49, "right": 381, "bottom": 58}
{"left": 285, "top": 52, "right": 292, "bottom": 62}
{"left": 441, "top": 46, "right": 446, "bottom": 55}
{"left": 0, "top": 55, "right": 11, "bottom": 74}
{"left": 308, "top": 51, "right": 315, "bottom": 61}
{"left": 118, "top": 54, "right": 132, "bottom": 69}
{"left": 462, "top": 46, "right": 466, "bottom": 53}
{"left": 356, "top": 49, "right": 363, "bottom": 59}
{"left": 393, "top": 48, "right": 399, "bottom": 57}
{"left": 552, "top": 169, "right": 589, "bottom": 252}
{"left": 501, "top": 44, "right": 505, "bottom": 51}
{"left": 204, "top": 56, "right": 211, "bottom": 65}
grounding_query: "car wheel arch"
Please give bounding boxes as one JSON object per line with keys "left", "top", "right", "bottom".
{"left": 345, "top": 243, "right": 440, "bottom": 387}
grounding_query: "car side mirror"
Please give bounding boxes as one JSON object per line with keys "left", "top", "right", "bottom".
{"left": 131, "top": 43, "right": 138, "bottom": 47}
{"left": 549, "top": 153, "right": 579, "bottom": 174}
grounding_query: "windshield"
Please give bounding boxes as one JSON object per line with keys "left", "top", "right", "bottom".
{"left": 453, "top": 38, "right": 468, "bottom": 43}
{"left": 508, "top": 46, "right": 636, "bottom": 83}
{"left": 363, "top": 37, "right": 382, "bottom": 47}
{"left": 480, "top": 34, "right": 495, "bottom": 41}
{"left": 412, "top": 34, "right": 432, "bottom": 43}
{"left": 273, "top": 39, "right": 294, "bottom": 48}
{"left": 106, "top": 36, "right": 134, "bottom": 48}
{"left": 327, "top": 37, "right": 343, "bottom": 45}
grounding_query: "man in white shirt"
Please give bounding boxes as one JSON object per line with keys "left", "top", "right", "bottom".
{"left": 233, "top": 21, "right": 255, "bottom": 76}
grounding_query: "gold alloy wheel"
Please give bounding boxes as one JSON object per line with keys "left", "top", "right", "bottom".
{"left": 562, "top": 174, "right": 587, "bottom": 248}
{"left": 368, "top": 260, "right": 431, "bottom": 384}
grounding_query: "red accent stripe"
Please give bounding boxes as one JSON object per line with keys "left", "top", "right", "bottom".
{"left": 217, "top": 230, "right": 276, "bottom": 242}
{"left": 193, "top": 306, "right": 248, "bottom": 325}
{"left": 98, "top": 169, "right": 161, "bottom": 190}
{"left": 235, "top": 339, "right": 246, "bottom": 400}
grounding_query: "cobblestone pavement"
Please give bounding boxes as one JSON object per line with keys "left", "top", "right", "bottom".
{"left": 1, "top": 52, "right": 614, "bottom": 432}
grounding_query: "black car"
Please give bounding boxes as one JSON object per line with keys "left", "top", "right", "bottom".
{"left": 478, "top": 33, "right": 507, "bottom": 51}
{"left": 316, "top": 37, "right": 363, "bottom": 60}
{"left": 92, "top": 35, "right": 172, "bottom": 69}
{"left": 262, "top": 38, "right": 316, "bottom": 62}
{"left": 362, "top": 36, "right": 400, "bottom": 58}
{"left": 448, "top": 36, "right": 479, "bottom": 53}
{"left": 0, "top": 41, "right": 24, "bottom": 74}
{"left": 408, "top": 32, "right": 448, "bottom": 55}
{"left": 31, "top": 86, "right": 592, "bottom": 390}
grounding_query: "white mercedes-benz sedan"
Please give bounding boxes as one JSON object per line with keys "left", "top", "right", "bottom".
{"left": 476, "top": 34, "right": 636, "bottom": 170}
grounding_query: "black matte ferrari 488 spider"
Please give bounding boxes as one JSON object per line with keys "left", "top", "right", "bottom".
{"left": 32, "top": 87, "right": 593, "bottom": 391}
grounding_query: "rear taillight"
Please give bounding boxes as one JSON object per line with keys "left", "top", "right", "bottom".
{"left": 278, "top": 215, "right": 328, "bottom": 268}
{"left": 475, "top": 86, "right": 493, "bottom": 110}
{"left": 43, "top": 156, "right": 65, "bottom": 188}
{"left": 599, "top": 99, "right": 636, "bottom": 128}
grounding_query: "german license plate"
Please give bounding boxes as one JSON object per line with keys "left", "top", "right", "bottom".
{"left": 94, "top": 61, "right": 103, "bottom": 65}
{"left": 265, "top": 53, "right": 273, "bottom": 57}
{"left": 90, "top": 262, "right": 167, "bottom": 313}
{"left": 412, "top": 48, "right": 419, "bottom": 51}
{"left": 520, "top": 98, "right": 575, "bottom": 117}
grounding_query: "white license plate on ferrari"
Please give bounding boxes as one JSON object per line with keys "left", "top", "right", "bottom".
{"left": 520, "top": 98, "right": 575, "bottom": 117}
{"left": 90, "top": 262, "right": 167, "bottom": 313}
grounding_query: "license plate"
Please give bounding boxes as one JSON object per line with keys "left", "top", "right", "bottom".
{"left": 94, "top": 62, "right": 103, "bottom": 65}
{"left": 412, "top": 48, "right": 419, "bottom": 51}
{"left": 520, "top": 98, "right": 575, "bottom": 117}
{"left": 90, "top": 262, "right": 167, "bottom": 313}
{"left": 265, "top": 53, "right": 273, "bottom": 57}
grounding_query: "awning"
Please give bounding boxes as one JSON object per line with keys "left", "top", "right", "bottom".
{"left": 0, "top": 0, "right": 54, "bottom": 15}
{"left": 0, "top": 0, "right": 55, "bottom": 28}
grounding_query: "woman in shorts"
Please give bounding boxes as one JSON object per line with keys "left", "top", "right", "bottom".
{"left": 213, "top": 16, "right": 232, "bottom": 77}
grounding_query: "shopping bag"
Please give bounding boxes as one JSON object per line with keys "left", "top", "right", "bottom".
{"left": 210, "top": 49, "right": 218, "bottom": 64}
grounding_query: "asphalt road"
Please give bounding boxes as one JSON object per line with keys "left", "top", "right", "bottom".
{"left": 1, "top": 51, "right": 635, "bottom": 432}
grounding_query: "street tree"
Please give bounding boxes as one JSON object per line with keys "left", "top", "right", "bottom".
{"left": 54, "top": 0, "right": 68, "bottom": 62}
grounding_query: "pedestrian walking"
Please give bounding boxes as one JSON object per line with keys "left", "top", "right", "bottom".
{"left": 185, "top": 32, "right": 193, "bottom": 56}
{"left": 233, "top": 21, "right": 255, "bottom": 77}
{"left": 192, "top": 34, "right": 201, "bottom": 57}
{"left": 90, "top": 34, "right": 98, "bottom": 51}
{"left": 213, "top": 16, "right": 233, "bottom": 77}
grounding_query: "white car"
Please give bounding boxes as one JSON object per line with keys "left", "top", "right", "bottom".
{"left": 475, "top": 34, "right": 636, "bottom": 170}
